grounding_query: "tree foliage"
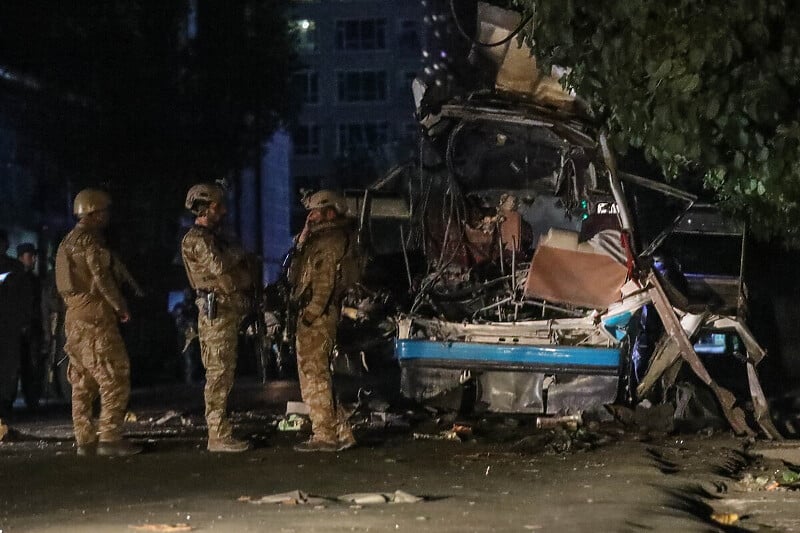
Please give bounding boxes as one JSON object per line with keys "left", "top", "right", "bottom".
{"left": 511, "top": 0, "right": 800, "bottom": 242}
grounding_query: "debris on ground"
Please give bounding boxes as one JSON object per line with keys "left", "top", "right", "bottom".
{"left": 710, "top": 512, "right": 740, "bottom": 526}
{"left": 128, "top": 524, "right": 193, "bottom": 532}
{"left": 286, "top": 401, "right": 310, "bottom": 416}
{"left": 0, "top": 419, "right": 9, "bottom": 442}
{"left": 338, "top": 490, "right": 423, "bottom": 505}
{"left": 605, "top": 402, "right": 676, "bottom": 434}
{"left": 277, "top": 414, "right": 309, "bottom": 432}
{"left": 536, "top": 414, "right": 582, "bottom": 431}
{"left": 354, "top": 411, "right": 412, "bottom": 431}
{"left": 413, "top": 424, "right": 469, "bottom": 442}
{"left": 155, "top": 411, "right": 182, "bottom": 426}
{"left": 125, "top": 411, "right": 138, "bottom": 423}
{"left": 239, "top": 490, "right": 328, "bottom": 506}
{"left": 511, "top": 426, "right": 615, "bottom": 455}
{"left": 239, "top": 489, "right": 423, "bottom": 506}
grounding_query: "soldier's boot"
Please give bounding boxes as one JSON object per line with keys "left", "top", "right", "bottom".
{"left": 294, "top": 437, "right": 339, "bottom": 453}
{"left": 97, "top": 439, "right": 143, "bottom": 457}
{"left": 207, "top": 436, "right": 250, "bottom": 453}
{"left": 337, "top": 433, "right": 357, "bottom": 452}
{"left": 76, "top": 443, "right": 97, "bottom": 457}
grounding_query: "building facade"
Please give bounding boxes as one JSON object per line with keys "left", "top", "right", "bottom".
{"left": 288, "top": 0, "right": 424, "bottom": 195}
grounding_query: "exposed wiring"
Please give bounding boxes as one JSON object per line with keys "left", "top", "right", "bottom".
{"left": 449, "top": 0, "right": 532, "bottom": 48}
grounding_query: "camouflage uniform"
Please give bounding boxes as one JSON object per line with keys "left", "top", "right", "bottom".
{"left": 181, "top": 225, "right": 252, "bottom": 441}
{"left": 55, "top": 223, "right": 131, "bottom": 446}
{"left": 289, "top": 218, "right": 355, "bottom": 446}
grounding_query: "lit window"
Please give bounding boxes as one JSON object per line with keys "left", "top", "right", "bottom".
{"left": 292, "top": 71, "right": 319, "bottom": 104}
{"left": 336, "top": 71, "right": 387, "bottom": 102}
{"left": 335, "top": 19, "right": 387, "bottom": 50}
{"left": 290, "top": 19, "right": 317, "bottom": 53}
{"left": 293, "top": 124, "right": 321, "bottom": 156}
{"left": 337, "top": 122, "right": 389, "bottom": 155}
{"left": 398, "top": 19, "right": 420, "bottom": 50}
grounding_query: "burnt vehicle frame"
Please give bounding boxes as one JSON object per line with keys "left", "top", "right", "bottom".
{"left": 345, "top": 91, "right": 779, "bottom": 438}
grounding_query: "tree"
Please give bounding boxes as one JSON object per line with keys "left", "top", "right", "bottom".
{"left": 510, "top": 0, "right": 800, "bottom": 243}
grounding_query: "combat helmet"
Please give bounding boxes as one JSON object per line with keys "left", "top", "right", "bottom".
{"left": 73, "top": 188, "right": 112, "bottom": 217}
{"left": 303, "top": 190, "right": 348, "bottom": 216}
{"left": 185, "top": 183, "right": 225, "bottom": 215}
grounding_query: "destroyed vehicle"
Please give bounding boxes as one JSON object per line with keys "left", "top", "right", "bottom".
{"left": 359, "top": 1, "right": 779, "bottom": 437}
{"left": 382, "top": 97, "right": 777, "bottom": 437}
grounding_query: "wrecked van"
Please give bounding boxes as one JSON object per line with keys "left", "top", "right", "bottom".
{"left": 342, "top": 1, "right": 779, "bottom": 438}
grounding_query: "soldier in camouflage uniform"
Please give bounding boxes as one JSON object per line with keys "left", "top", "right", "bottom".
{"left": 181, "top": 183, "right": 254, "bottom": 453}
{"left": 55, "top": 189, "right": 141, "bottom": 456}
{"left": 289, "top": 190, "right": 357, "bottom": 452}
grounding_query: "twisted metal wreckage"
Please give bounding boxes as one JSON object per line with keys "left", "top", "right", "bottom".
{"left": 266, "top": 2, "right": 780, "bottom": 438}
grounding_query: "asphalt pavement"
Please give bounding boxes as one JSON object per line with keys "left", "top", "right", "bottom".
{"left": 2, "top": 380, "right": 800, "bottom": 532}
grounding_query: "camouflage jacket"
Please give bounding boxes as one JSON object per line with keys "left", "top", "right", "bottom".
{"left": 55, "top": 222, "right": 128, "bottom": 321}
{"left": 181, "top": 225, "right": 253, "bottom": 306}
{"left": 289, "top": 218, "right": 353, "bottom": 325}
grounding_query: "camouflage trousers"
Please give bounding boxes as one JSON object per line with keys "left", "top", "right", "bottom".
{"left": 197, "top": 306, "right": 243, "bottom": 440}
{"left": 64, "top": 313, "right": 130, "bottom": 446}
{"left": 295, "top": 309, "right": 353, "bottom": 444}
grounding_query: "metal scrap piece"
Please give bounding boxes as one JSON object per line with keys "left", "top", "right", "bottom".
{"left": 646, "top": 271, "right": 754, "bottom": 437}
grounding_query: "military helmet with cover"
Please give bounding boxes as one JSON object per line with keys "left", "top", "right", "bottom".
{"left": 303, "top": 189, "right": 348, "bottom": 216}
{"left": 185, "top": 183, "right": 225, "bottom": 215}
{"left": 73, "top": 188, "right": 112, "bottom": 217}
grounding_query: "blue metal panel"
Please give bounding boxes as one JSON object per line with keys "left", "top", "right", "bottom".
{"left": 396, "top": 339, "right": 620, "bottom": 369}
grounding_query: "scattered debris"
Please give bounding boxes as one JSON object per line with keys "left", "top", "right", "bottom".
{"left": 536, "top": 414, "right": 582, "bottom": 431}
{"left": 239, "top": 490, "right": 423, "bottom": 506}
{"left": 0, "top": 419, "right": 9, "bottom": 442}
{"left": 710, "top": 512, "right": 740, "bottom": 526}
{"left": 355, "top": 411, "right": 411, "bottom": 431}
{"left": 125, "top": 411, "right": 138, "bottom": 423}
{"left": 338, "top": 491, "right": 423, "bottom": 505}
{"left": 277, "top": 414, "right": 309, "bottom": 432}
{"left": 239, "top": 490, "right": 328, "bottom": 506}
{"left": 286, "top": 401, "right": 310, "bottom": 416}
{"left": 155, "top": 411, "right": 182, "bottom": 426}
{"left": 605, "top": 403, "right": 675, "bottom": 434}
{"left": 413, "top": 427, "right": 464, "bottom": 442}
{"left": 128, "top": 524, "right": 193, "bottom": 532}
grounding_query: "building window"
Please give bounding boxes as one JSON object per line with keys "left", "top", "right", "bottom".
{"left": 337, "top": 122, "right": 389, "bottom": 155}
{"left": 336, "top": 71, "right": 387, "bottom": 102}
{"left": 293, "top": 124, "right": 321, "bottom": 156}
{"left": 292, "top": 71, "right": 319, "bottom": 104}
{"left": 335, "top": 19, "right": 387, "bottom": 50}
{"left": 398, "top": 19, "right": 420, "bottom": 50}
{"left": 291, "top": 19, "right": 317, "bottom": 53}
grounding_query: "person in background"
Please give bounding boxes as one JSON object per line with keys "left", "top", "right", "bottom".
{"left": 0, "top": 231, "right": 33, "bottom": 419}
{"left": 16, "top": 243, "right": 44, "bottom": 408}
